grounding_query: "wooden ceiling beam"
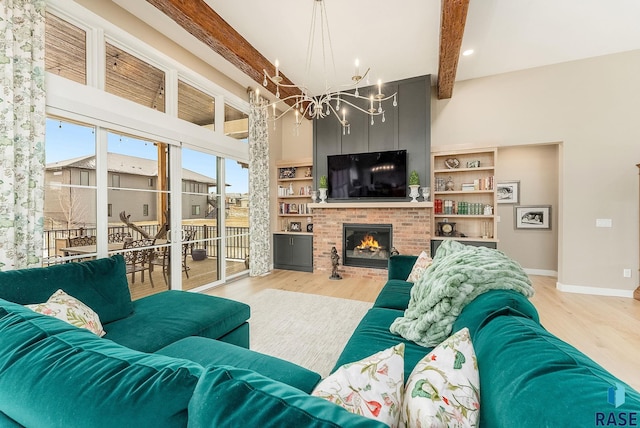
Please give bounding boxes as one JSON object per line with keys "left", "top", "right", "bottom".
{"left": 437, "top": 0, "right": 470, "bottom": 99}
{"left": 146, "top": 0, "right": 301, "bottom": 107}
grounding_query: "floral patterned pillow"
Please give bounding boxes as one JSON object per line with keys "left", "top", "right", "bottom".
{"left": 312, "top": 343, "right": 405, "bottom": 427}
{"left": 401, "top": 328, "right": 480, "bottom": 427}
{"left": 26, "top": 289, "right": 106, "bottom": 337}
{"left": 406, "top": 251, "right": 432, "bottom": 283}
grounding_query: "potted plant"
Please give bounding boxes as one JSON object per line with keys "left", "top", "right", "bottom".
{"left": 408, "top": 170, "right": 420, "bottom": 202}
{"left": 318, "top": 175, "right": 328, "bottom": 203}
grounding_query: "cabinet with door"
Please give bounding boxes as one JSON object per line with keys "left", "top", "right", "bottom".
{"left": 273, "top": 233, "right": 313, "bottom": 272}
{"left": 431, "top": 148, "right": 498, "bottom": 254}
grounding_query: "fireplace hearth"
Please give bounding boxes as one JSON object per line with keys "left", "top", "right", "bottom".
{"left": 343, "top": 224, "right": 393, "bottom": 269}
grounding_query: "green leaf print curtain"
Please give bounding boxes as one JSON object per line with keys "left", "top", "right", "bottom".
{"left": 0, "top": 0, "right": 46, "bottom": 270}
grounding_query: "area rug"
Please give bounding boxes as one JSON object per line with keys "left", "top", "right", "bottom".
{"left": 239, "top": 289, "right": 372, "bottom": 378}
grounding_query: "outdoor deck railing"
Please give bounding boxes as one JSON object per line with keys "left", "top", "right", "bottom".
{"left": 43, "top": 225, "right": 249, "bottom": 261}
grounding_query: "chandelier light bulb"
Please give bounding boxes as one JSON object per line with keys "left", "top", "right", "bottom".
{"left": 275, "top": 59, "right": 279, "bottom": 77}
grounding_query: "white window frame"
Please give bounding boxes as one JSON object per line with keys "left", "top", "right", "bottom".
{"left": 45, "top": 0, "right": 251, "bottom": 290}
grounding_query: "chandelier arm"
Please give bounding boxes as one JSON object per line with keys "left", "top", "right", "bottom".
{"left": 335, "top": 97, "right": 385, "bottom": 116}
{"left": 336, "top": 90, "right": 397, "bottom": 103}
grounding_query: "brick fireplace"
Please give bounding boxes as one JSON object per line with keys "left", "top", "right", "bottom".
{"left": 311, "top": 202, "right": 432, "bottom": 280}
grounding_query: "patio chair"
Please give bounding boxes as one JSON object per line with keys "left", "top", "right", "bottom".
{"left": 65, "top": 235, "right": 98, "bottom": 261}
{"left": 122, "top": 238, "right": 156, "bottom": 287}
{"left": 151, "top": 229, "right": 195, "bottom": 283}
{"left": 108, "top": 232, "right": 131, "bottom": 243}
{"left": 68, "top": 235, "right": 97, "bottom": 247}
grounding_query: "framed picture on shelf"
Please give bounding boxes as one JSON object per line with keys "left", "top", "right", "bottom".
{"left": 515, "top": 205, "right": 551, "bottom": 229}
{"left": 289, "top": 203, "right": 298, "bottom": 214}
{"left": 289, "top": 222, "right": 302, "bottom": 232}
{"left": 306, "top": 223, "right": 313, "bottom": 233}
{"left": 279, "top": 167, "right": 296, "bottom": 179}
{"left": 497, "top": 181, "right": 520, "bottom": 204}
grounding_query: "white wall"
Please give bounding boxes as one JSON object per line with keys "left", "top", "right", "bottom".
{"left": 431, "top": 50, "right": 640, "bottom": 296}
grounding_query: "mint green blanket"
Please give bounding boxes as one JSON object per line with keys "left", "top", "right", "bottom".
{"left": 390, "top": 240, "right": 534, "bottom": 347}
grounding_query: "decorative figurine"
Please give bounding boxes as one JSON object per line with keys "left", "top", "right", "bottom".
{"left": 329, "top": 246, "right": 342, "bottom": 280}
{"left": 390, "top": 247, "right": 400, "bottom": 256}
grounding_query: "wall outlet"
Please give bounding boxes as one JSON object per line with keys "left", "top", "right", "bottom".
{"left": 596, "top": 218, "right": 613, "bottom": 228}
{"left": 496, "top": 216, "right": 501, "bottom": 223}
{"left": 623, "top": 269, "right": 632, "bottom": 278}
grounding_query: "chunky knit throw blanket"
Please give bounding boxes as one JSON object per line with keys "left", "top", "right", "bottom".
{"left": 390, "top": 240, "right": 534, "bottom": 347}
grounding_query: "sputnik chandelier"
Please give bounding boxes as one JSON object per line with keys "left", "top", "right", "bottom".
{"left": 259, "top": 0, "right": 397, "bottom": 134}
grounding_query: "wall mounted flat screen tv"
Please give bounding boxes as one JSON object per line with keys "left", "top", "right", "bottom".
{"left": 327, "top": 150, "right": 407, "bottom": 199}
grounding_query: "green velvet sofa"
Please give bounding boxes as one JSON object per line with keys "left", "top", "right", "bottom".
{"left": 2, "top": 253, "right": 639, "bottom": 427}
{"left": 0, "top": 255, "right": 251, "bottom": 352}
{"left": 0, "top": 255, "right": 382, "bottom": 427}
{"left": 334, "top": 254, "right": 640, "bottom": 427}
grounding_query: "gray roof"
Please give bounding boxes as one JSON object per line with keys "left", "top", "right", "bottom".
{"left": 47, "top": 153, "right": 216, "bottom": 185}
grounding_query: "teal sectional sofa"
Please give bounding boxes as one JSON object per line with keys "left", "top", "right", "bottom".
{"left": 1, "top": 252, "right": 639, "bottom": 427}
{"left": 0, "top": 255, "right": 380, "bottom": 427}
{"left": 334, "top": 254, "right": 640, "bottom": 427}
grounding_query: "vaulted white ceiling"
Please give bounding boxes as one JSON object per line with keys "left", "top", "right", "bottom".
{"left": 115, "top": 0, "right": 640, "bottom": 98}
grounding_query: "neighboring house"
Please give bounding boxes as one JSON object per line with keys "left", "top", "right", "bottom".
{"left": 44, "top": 153, "right": 216, "bottom": 228}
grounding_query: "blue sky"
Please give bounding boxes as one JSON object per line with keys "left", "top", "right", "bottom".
{"left": 46, "top": 118, "right": 248, "bottom": 194}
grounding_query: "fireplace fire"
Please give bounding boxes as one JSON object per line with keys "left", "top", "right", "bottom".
{"left": 343, "top": 224, "right": 392, "bottom": 269}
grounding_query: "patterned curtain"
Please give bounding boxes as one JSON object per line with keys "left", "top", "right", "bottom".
{"left": 248, "top": 91, "right": 271, "bottom": 276}
{"left": 0, "top": 0, "right": 46, "bottom": 270}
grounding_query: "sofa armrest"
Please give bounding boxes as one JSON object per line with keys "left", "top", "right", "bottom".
{"left": 387, "top": 255, "right": 418, "bottom": 281}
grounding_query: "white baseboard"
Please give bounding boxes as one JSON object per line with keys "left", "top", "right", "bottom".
{"left": 556, "top": 282, "right": 635, "bottom": 298}
{"left": 524, "top": 268, "right": 558, "bottom": 277}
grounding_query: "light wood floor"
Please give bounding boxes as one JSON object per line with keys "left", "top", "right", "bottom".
{"left": 206, "top": 270, "right": 640, "bottom": 391}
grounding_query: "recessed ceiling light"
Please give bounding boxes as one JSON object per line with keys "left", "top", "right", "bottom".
{"left": 462, "top": 49, "right": 474, "bottom": 56}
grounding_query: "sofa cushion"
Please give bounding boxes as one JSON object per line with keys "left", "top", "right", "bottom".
{"left": 387, "top": 255, "right": 418, "bottom": 281}
{"left": 333, "top": 308, "right": 432, "bottom": 381}
{"left": 156, "top": 336, "right": 321, "bottom": 394}
{"left": 373, "top": 279, "right": 412, "bottom": 310}
{"left": 402, "top": 327, "right": 480, "bottom": 428}
{"left": 103, "top": 290, "right": 250, "bottom": 353}
{"left": 451, "top": 289, "right": 539, "bottom": 338}
{"left": 0, "top": 255, "right": 133, "bottom": 324}
{"left": 26, "top": 289, "right": 106, "bottom": 336}
{"left": 189, "top": 366, "right": 388, "bottom": 427}
{"left": 406, "top": 251, "right": 432, "bottom": 283}
{"left": 474, "top": 315, "right": 640, "bottom": 427}
{"left": 0, "top": 298, "right": 203, "bottom": 428}
{"left": 0, "top": 411, "right": 22, "bottom": 427}
{"left": 313, "top": 343, "right": 405, "bottom": 427}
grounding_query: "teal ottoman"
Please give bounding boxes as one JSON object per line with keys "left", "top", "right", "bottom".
{"left": 104, "top": 290, "right": 250, "bottom": 352}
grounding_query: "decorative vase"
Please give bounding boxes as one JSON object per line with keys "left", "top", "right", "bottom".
{"left": 409, "top": 185, "right": 420, "bottom": 203}
{"left": 421, "top": 186, "right": 430, "bottom": 202}
{"left": 310, "top": 190, "right": 318, "bottom": 203}
{"left": 319, "top": 188, "right": 328, "bottom": 203}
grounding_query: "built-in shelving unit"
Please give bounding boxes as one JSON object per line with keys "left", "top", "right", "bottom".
{"left": 275, "top": 158, "right": 314, "bottom": 234}
{"left": 274, "top": 158, "right": 314, "bottom": 272}
{"left": 431, "top": 148, "right": 498, "bottom": 252}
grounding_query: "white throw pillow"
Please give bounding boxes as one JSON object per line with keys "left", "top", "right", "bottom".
{"left": 406, "top": 251, "right": 432, "bottom": 283}
{"left": 401, "top": 327, "right": 480, "bottom": 427}
{"left": 26, "top": 289, "right": 106, "bottom": 337}
{"left": 312, "top": 343, "right": 405, "bottom": 427}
